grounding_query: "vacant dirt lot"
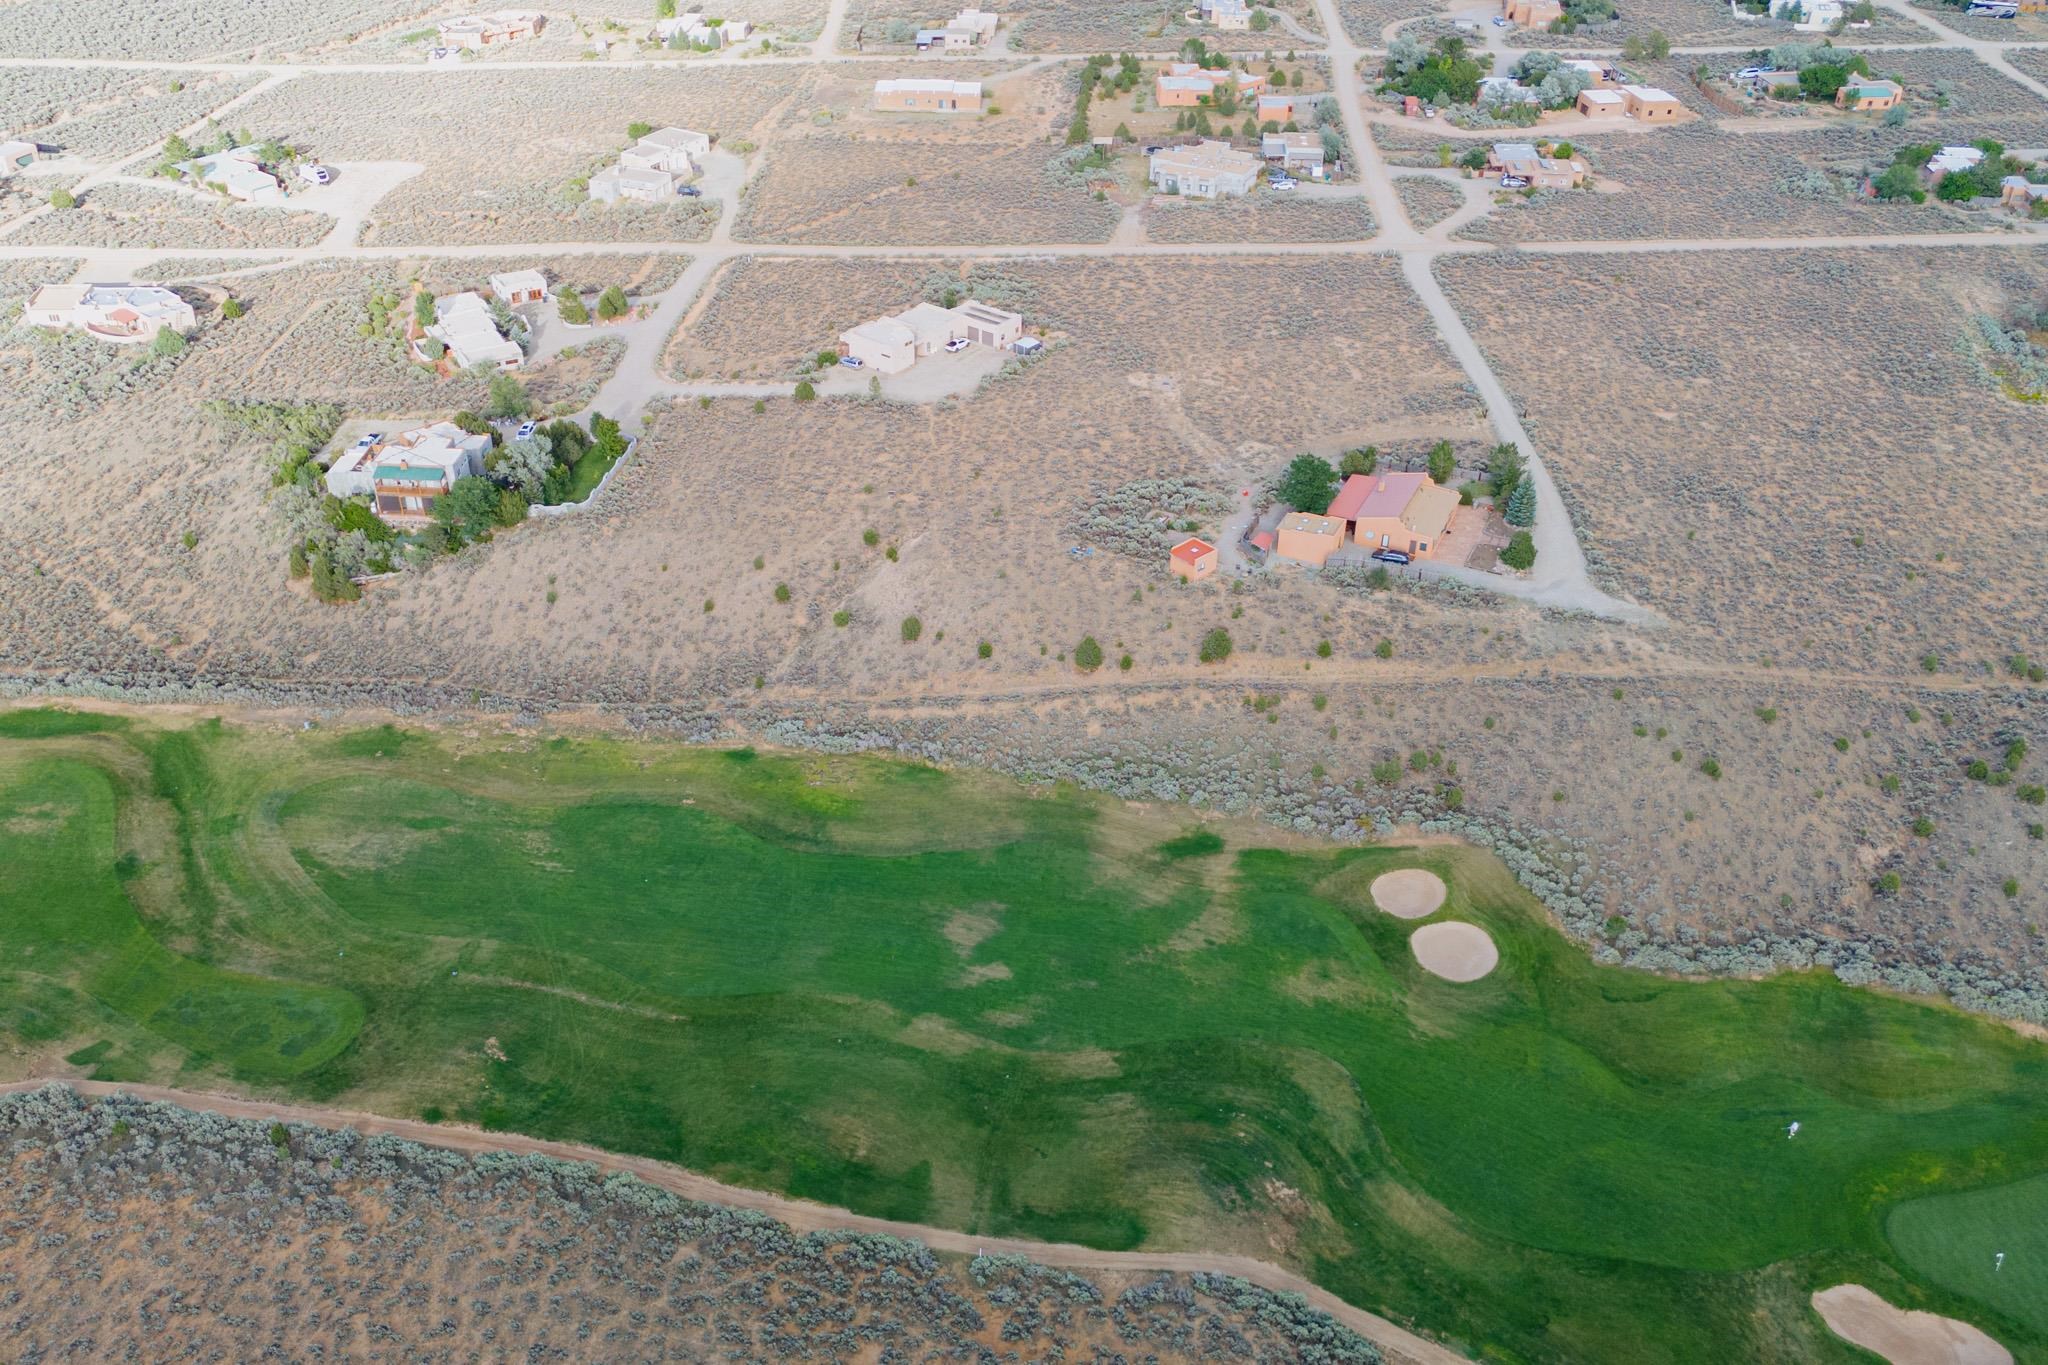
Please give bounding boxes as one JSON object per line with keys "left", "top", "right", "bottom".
{"left": 733, "top": 63, "right": 1126, "bottom": 244}
{"left": 665, "top": 255, "right": 928, "bottom": 380}
{"left": 988, "top": 0, "right": 1324, "bottom": 52}
{"left": 1435, "top": 246, "right": 2048, "bottom": 668}
{"left": 222, "top": 67, "right": 804, "bottom": 245}
{"left": 0, "top": 0, "right": 425, "bottom": 61}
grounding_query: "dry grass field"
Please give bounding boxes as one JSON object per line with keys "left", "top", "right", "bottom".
{"left": 1515, "top": 0, "right": 1936, "bottom": 47}
{"left": 0, "top": 0, "right": 427, "bottom": 61}
{"left": 221, "top": 67, "right": 803, "bottom": 245}
{"left": 1395, "top": 175, "right": 1464, "bottom": 230}
{"left": 1144, "top": 194, "right": 1377, "bottom": 241}
{"left": 0, "top": 70, "right": 265, "bottom": 162}
{"left": 1434, "top": 246, "right": 2048, "bottom": 669}
{"left": 8, "top": 183, "right": 336, "bottom": 249}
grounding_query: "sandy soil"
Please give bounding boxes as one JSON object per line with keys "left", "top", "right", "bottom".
{"left": 1811, "top": 1284, "right": 2013, "bottom": 1365}
{"left": 1372, "top": 867, "right": 1448, "bottom": 919}
{"left": 1409, "top": 921, "right": 1498, "bottom": 982}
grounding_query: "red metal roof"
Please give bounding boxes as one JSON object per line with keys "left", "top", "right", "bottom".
{"left": 1170, "top": 536, "right": 1216, "bottom": 563}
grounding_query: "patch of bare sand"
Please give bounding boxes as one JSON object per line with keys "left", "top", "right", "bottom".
{"left": 1371, "top": 868, "right": 1447, "bottom": 920}
{"left": 1409, "top": 922, "right": 1498, "bottom": 983}
{"left": 1811, "top": 1285, "right": 2012, "bottom": 1365}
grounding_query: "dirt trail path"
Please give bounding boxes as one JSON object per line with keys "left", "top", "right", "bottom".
{"left": 0, "top": 1078, "right": 1471, "bottom": 1365}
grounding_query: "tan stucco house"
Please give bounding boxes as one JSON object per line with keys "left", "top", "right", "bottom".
{"left": 1325, "top": 472, "right": 1460, "bottom": 559}
{"left": 1273, "top": 513, "right": 1346, "bottom": 567}
{"left": 873, "top": 78, "right": 983, "bottom": 112}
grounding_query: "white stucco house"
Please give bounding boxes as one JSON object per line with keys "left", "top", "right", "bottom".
{"left": 24, "top": 283, "right": 197, "bottom": 343}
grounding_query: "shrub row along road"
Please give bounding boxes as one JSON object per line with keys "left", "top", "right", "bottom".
{"left": 0, "top": 1079, "right": 1467, "bottom": 1365}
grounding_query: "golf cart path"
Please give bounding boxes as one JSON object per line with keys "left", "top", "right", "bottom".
{"left": 0, "top": 1078, "right": 1471, "bottom": 1365}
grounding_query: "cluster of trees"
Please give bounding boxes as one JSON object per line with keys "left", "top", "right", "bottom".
{"left": 1382, "top": 36, "right": 1485, "bottom": 106}
{"left": 558, "top": 284, "right": 631, "bottom": 325}
{"left": 1620, "top": 30, "right": 1672, "bottom": 60}
{"left": 1507, "top": 51, "right": 1594, "bottom": 110}
{"left": 208, "top": 391, "right": 628, "bottom": 603}
{"left": 1070, "top": 53, "right": 1140, "bottom": 143}
{"left": 155, "top": 127, "right": 297, "bottom": 184}
{"left": 1877, "top": 139, "right": 2034, "bottom": 203}
{"left": 1546, "top": 0, "right": 1616, "bottom": 30}
{"left": 1747, "top": 43, "right": 1879, "bottom": 100}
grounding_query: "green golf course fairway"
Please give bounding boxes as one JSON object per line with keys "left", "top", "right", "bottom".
{"left": 2, "top": 707, "right": 2045, "bottom": 1363}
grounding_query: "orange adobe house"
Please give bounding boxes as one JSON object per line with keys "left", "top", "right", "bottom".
{"left": 1326, "top": 471, "right": 1460, "bottom": 558}
{"left": 1273, "top": 513, "right": 1345, "bottom": 567}
{"left": 1169, "top": 537, "right": 1219, "bottom": 580}
{"left": 1835, "top": 78, "right": 1903, "bottom": 112}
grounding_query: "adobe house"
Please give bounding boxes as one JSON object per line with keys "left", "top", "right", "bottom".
{"left": 489, "top": 270, "right": 548, "bottom": 306}
{"left": 1273, "top": 513, "right": 1345, "bottom": 568}
{"left": 1501, "top": 0, "right": 1562, "bottom": 24}
{"left": 1169, "top": 537, "right": 1218, "bottom": 581}
{"left": 1575, "top": 89, "right": 1624, "bottom": 117}
{"left": 1620, "top": 85, "right": 1683, "bottom": 121}
{"left": 1326, "top": 472, "right": 1460, "bottom": 559}
{"left": 1485, "top": 140, "right": 1587, "bottom": 188}
{"left": 872, "top": 78, "right": 983, "bottom": 112}
{"left": 1836, "top": 78, "right": 1903, "bottom": 112}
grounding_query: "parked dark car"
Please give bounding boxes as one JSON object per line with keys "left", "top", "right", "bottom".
{"left": 1371, "top": 549, "right": 1412, "bottom": 565}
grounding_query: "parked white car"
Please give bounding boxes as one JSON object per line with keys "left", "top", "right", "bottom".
{"left": 298, "top": 163, "right": 333, "bottom": 186}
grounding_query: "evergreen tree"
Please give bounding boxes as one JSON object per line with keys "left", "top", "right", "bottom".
{"left": 557, "top": 290, "right": 590, "bottom": 325}
{"left": 1504, "top": 478, "right": 1536, "bottom": 527}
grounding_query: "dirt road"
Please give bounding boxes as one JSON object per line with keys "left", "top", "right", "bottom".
{"left": 0, "top": 1078, "right": 1470, "bottom": 1365}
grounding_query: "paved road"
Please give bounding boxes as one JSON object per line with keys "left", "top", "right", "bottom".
{"left": 0, "top": 1078, "right": 1472, "bottom": 1365}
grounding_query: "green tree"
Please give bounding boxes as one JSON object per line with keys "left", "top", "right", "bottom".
{"left": 1500, "top": 530, "right": 1537, "bottom": 570}
{"left": 1199, "top": 628, "right": 1234, "bottom": 663}
{"left": 149, "top": 328, "right": 187, "bottom": 359}
{"left": 628, "top": 120, "right": 654, "bottom": 139}
{"left": 434, "top": 476, "right": 502, "bottom": 544}
{"left": 1799, "top": 63, "right": 1850, "bottom": 101}
{"left": 1488, "top": 443, "right": 1525, "bottom": 500}
{"left": 220, "top": 296, "right": 244, "bottom": 320}
{"left": 413, "top": 289, "right": 436, "bottom": 328}
{"left": 794, "top": 378, "right": 816, "bottom": 401}
{"left": 48, "top": 187, "right": 74, "bottom": 210}
{"left": 557, "top": 289, "right": 590, "bottom": 324}
{"left": 1646, "top": 28, "right": 1670, "bottom": 58}
{"left": 1427, "top": 439, "right": 1456, "bottom": 485}
{"left": 1504, "top": 478, "right": 1536, "bottom": 527}
{"left": 596, "top": 285, "right": 630, "bottom": 320}
{"left": 484, "top": 372, "right": 529, "bottom": 420}
{"left": 1277, "top": 453, "right": 1338, "bottom": 513}
{"left": 1250, "top": 6, "right": 1270, "bottom": 29}
{"left": 1339, "top": 446, "right": 1379, "bottom": 477}
{"left": 901, "top": 615, "right": 923, "bottom": 642}
{"left": 1074, "top": 636, "right": 1104, "bottom": 671}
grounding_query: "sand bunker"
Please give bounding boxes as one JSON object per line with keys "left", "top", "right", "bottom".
{"left": 1370, "top": 869, "right": 1447, "bottom": 919}
{"left": 1812, "top": 1285, "right": 2011, "bottom": 1365}
{"left": 1409, "top": 922, "right": 1498, "bottom": 982}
